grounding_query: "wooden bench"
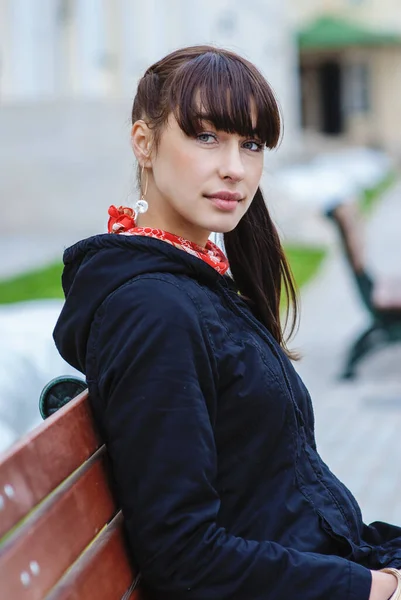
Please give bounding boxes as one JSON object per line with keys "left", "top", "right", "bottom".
{"left": 0, "top": 389, "right": 143, "bottom": 600}
{"left": 326, "top": 200, "right": 401, "bottom": 378}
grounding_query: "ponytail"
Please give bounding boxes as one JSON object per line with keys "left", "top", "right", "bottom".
{"left": 224, "top": 188, "right": 299, "bottom": 358}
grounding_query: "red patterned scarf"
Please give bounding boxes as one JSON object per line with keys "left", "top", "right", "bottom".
{"left": 107, "top": 205, "right": 229, "bottom": 276}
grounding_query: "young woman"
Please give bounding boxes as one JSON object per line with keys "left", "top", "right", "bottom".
{"left": 54, "top": 46, "right": 401, "bottom": 600}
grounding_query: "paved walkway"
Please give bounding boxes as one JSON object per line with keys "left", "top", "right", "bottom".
{"left": 293, "top": 180, "right": 401, "bottom": 526}
{"left": 0, "top": 101, "right": 133, "bottom": 278}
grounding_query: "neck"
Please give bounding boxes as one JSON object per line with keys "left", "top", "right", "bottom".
{"left": 136, "top": 212, "right": 210, "bottom": 247}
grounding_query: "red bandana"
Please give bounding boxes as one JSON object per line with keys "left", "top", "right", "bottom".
{"left": 107, "top": 205, "right": 229, "bottom": 276}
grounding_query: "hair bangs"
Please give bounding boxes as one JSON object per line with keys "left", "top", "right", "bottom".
{"left": 167, "top": 52, "right": 281, "bottom": 149}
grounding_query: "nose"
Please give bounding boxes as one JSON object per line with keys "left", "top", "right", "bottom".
{"left": 217, "top": 143, "right": 245, "bottom": 182}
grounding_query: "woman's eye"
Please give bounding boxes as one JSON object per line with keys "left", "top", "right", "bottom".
{"left": 243, "top": 140, "right": 264, "bottom": 152}
{"left": 197, "top": 133, "right": 216, "bottom": 143}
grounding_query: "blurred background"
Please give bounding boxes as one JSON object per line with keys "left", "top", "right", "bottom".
{"left": 0, "top": 0, "right": 400, "bottom": 525}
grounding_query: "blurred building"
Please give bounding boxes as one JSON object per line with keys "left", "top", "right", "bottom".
{"left": 0, "top": 0, "right": 300, "bottom": 156}
{"left": 3, "top": 0, "right": 401, "bottom": 164}
{"left": 295, "top": 0, "right": 401, "bottom": 156}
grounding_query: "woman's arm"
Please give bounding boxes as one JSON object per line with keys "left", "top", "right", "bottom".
{"left": 91, "top": 277, "right": 372, "bottom": 600}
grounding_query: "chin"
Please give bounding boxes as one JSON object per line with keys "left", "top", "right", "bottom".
{"left": 207, "top": 215, "right": 243, "bottom": 234}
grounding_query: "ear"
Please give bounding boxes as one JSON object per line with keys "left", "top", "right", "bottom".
{"left": 131, "top": 120, "right": 153, "bottom": 167}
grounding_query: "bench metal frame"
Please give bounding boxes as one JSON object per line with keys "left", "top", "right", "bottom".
{"left": 326, "top": 203, "right": 401, "bottom": 379}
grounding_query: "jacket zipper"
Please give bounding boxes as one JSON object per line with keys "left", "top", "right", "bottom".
{"left": 218, "top": 284, "right": 304, "bottom": 429}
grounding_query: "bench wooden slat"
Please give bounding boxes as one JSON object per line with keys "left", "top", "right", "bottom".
{"left": 0, "top": 450, "right": 117, "bottom": 600}
{"left": 331, "top": 203, "right": 365, "bottom": 274}
{"left": 44, "top": 513, "right": 140, "bottom": 600}
{"left": 0, "top": 391, "right": 100, "bottom": 539}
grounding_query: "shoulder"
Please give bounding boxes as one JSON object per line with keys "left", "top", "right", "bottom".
{"left": 88, "top": 273, "right": 224, "bottom": 368}
{"left": 88, "top": 274, "right": 219, "bottom": 382}
{"left": 104, "top": 274, "right": 200, "bottom": 321}
{"left": 92, "top": 274, "right": 217, "bottom": 347}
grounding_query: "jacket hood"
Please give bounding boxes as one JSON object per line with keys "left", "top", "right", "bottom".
{"left": 53, "top": 234, "right": 223, "bottom": 374}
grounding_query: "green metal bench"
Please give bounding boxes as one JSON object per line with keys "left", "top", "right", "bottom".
{"left": 326, "top": 201, "right": 401, "bottom": 378}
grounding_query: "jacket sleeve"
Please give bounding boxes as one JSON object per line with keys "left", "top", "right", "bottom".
{"left": 90, "top": 277, "right": 372, "bottom": 600}
{"left": 361, "top": 522, "right": 401, "bottom": 569}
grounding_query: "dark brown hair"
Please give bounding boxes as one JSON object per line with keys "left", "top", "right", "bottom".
{"left": 132, "top": 45, "right": 298, "bottom": 356}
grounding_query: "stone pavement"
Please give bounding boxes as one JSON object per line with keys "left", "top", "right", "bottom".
{"left": 0, "top": 101, "right": 134, "bottom": 278}
{"left": 293, "top": 180, "right": 401, "bottom": 526}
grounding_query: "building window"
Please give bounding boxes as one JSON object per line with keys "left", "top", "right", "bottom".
{"left": 344, "top": 63, "right": 371, "bottom": 113}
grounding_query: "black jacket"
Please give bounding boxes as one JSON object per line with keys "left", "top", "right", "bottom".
{"left": 54, "top": 234, "right": 401, "bottom": 599}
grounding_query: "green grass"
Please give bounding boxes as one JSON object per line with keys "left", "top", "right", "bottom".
{"left": 0, "top": 245, "right": 327, "bottom": 305}
{"left": 0, "top": 262, "right": 64, "bottom": 304}
{"left": 285, "top": 245, "right": 326, "bottom": 290}
{"left": 361, "top": 171, "right": 396, "bottom": 214}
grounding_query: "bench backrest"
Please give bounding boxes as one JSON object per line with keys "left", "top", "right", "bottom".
{"left": 0, "top": 391, "right": 141, "bottom": 600}
{"left": 326, "top": 201, "right": 374, "bottom": 313}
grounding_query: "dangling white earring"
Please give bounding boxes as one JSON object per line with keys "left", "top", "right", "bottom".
{"left": 135, "top": 163, "right": 149, "bottom": 216}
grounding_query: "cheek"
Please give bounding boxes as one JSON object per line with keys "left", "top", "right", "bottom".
{"left": 159, "top": 143, "right": 202, "bottom": 184}
{"left": 247, "top": 158, "right": 264, "bottom": 190}
{"left": 171, "top": 146, "right": 212, "bottom": 189}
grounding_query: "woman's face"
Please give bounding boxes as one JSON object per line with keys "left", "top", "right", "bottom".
{"left": 132, "top": 113, "right": 265, "bottom": 246}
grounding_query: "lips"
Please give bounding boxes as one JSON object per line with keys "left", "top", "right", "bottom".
{"left": 205, "top": 191, "right": 244, "bottom": 202}
{"left": 205, "top": 192, "right": 244, "bottom": 212}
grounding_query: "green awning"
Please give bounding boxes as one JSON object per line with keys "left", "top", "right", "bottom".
{"left": 299, "top": 16, "right": 401, "bottom": 50}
